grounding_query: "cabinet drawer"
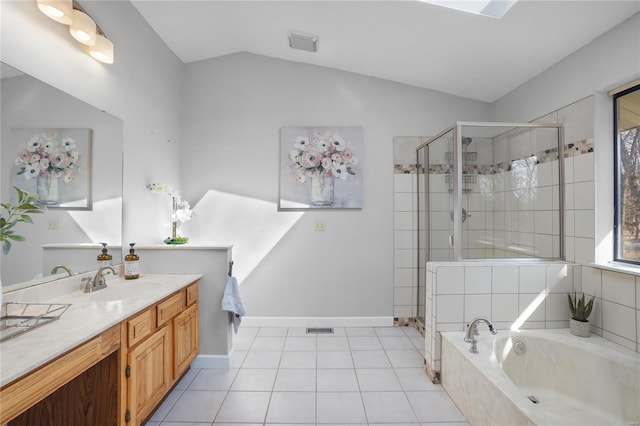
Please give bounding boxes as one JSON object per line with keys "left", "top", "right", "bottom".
{"left": 186, "top": 282, "right": 198, "bottom": 306}
{"left": 156, "top": 292, "right": 185, "bottom": 327}
{"left": 127, "top": 309, "right": 152, "bottom": 347}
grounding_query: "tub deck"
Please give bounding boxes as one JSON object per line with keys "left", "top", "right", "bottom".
{"left": 440, "top": 329, "right": 640, "bottom": 426}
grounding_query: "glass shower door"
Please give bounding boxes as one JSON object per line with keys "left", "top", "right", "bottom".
{"left": 429, "top": 130, "right": 454, "bottom": 262}
{"left": 416, "top": 130, "right": 454, "bottom": 324}
{"left": 416, "top": 145, "right": 426, "bottom": 323}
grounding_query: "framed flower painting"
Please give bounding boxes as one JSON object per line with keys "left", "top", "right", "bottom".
{"left": 279, "top": 126, "right": 363, "bottom": 210}
{"left": 10, "top": 128, "right": 92, "bottom": 210}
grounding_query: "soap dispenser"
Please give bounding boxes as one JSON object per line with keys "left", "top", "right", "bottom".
{"left": 97, "top": 242, "right": 113, "bottom": 267}
{"left": 124, "top": 243, "right": 140, "bottom": 280}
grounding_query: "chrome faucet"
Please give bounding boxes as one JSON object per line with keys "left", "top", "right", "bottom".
{"left": 464, "top": 317, "right": 497, "bottom": 354}
{"left": 83, "top": 266, "right": 117, "bottom": 293}
{"left": 51, "top": 265, "right": 74, "bottom": 276}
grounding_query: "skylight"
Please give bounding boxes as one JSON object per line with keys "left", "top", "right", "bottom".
{"left": 419, "top": 0, "right": 518, "bottom": 19}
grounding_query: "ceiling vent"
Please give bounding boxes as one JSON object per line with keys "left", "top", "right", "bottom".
{"left": 288, "top": 30, "right": 318, "bottom": 52}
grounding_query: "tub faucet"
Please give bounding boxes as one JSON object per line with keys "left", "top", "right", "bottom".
{"left": 464, "top": 317, "right": 497, "bottom": 354}
{"left": 51, "top": 265, "right": 74, "bottom": 277}
{"left": 83, "top": 266, "right": 117, "bottom": 293}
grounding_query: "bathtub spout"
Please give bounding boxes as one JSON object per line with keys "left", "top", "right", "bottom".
{"left": 464, "top": 317, "right": 497, "bottom": 353}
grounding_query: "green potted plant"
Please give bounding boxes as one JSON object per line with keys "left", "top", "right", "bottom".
{"left": 568, "top": 291, "right": 595, "bottom": 337}
{"left": 1, "top": 187, "right": 43, "bottom": 255}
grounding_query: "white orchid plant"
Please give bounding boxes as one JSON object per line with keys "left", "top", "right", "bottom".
{"left": 287, "top": 129, "right": 357, "bottom": 183}
{"left": 147, "top": 183, "right": 195, "bottom": 244}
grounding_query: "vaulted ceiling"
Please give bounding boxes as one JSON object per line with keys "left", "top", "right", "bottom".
{"left": 132, "top": 1, "right": 640, "bottom": 103}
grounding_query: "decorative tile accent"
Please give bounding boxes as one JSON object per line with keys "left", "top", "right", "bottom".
{"left": 393, "top": 138, "right": 593, "bottom": 175}
{"left": 394, "top": 164, "right": 422, "bottom": 174}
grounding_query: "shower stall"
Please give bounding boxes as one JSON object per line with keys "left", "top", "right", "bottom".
{"left": 416, "top": 122, "right": 564, "bottom": 324}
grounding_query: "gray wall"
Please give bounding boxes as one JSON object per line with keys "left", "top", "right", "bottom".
{"left": 490, "top": 13, "right": 640, "bottom": 122}
{"left": 180, "top": 52, "right": 489, "bottom": 318}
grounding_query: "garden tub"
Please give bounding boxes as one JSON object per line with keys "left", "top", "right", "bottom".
{"left": 440, "top": 329, "right": 640, "bottom": 425}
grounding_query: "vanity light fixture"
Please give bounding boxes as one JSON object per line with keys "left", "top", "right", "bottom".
{"left": 88, "top": 34, "right": 114, "bottom": 64}
{"left": 36, "top": 0, "right": 114, "bottom": 64}
{"left": 69, "top": 8, "right": 96, "bottom": 46}
{"left": 37, "top": 0, "right": 73, "bottom": 24}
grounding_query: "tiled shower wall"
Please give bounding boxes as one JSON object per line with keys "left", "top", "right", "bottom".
{"left": 535, "top": 96, "right": 595, "bottom": 265}
{"left": 420, "top": 97, "right": 640, "bottom": 380}
{"left": 394, "top": 97, "right": 639, "bottom": 359}
{"left": 393, "top": 137, "right": 427, "bottom": 320}
{"left": 426, "top": 124, "right": 566, "bottom": 260}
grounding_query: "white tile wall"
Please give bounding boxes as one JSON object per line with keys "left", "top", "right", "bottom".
{"left": 601, "top": 271, "right": 635, "bottom": 308}
{"left": 518, "top": 293, "right": 546, "bottom": 323}
{"left": 464, "top": 294, "right": 491, "bottom": 322}
{"left": 492, "top": 265, "right": 519, "bottom": 293}
{"left": 393, "top": 137, "right": 425, "bottom": 319}
{"left": 573, "top": 180, "right": 595, "bottom": 210}
{"left": 519, "top": 265, "right": 546, "bottom": 293}
{"left": 464, "top": 266, "right": 491, "bottom": 293}
{"left": 436, "top": 266, "right": 464, "bottom": 294}
{"left": 424, "top": 261, "right": 580, "bottom": 374}
{"left": 602, "top": 300, "right": 636, "bottom": 345}
{"left": 580, "top": 265, "right": 640, "bottom": 352}
{"left": 492, "top": 293, "right": 519, "bottom": 322}
{"left": 546, "top": 263, "right": 573, "bottom": 294}
{"left": 573, "top": 151, "right": 595, "bottom": 183}
{"left": 574, "top": 210, "right": 595, "bottom": 238}
{"left": 436, "top": 295, "right": 464, "bottom": 323}
{"left": 573, "top": 237, "right": 595, "bottom": 265}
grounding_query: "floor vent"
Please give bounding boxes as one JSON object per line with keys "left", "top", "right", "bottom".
{"left": 306, "top": 327, "right": 334, "bottom": 334}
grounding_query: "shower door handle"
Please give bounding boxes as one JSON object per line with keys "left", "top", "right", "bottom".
{"left": 449, "top": 208, "right": 471, "bottom": 223}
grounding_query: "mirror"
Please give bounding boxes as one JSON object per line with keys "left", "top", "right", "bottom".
{"left": 1, "top": 62, "right": 123, "bottom": 288}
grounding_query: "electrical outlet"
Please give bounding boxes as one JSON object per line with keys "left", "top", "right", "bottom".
{"left": 48, "top": 219, "right": 59, "bottom": 229}
{"left": 314, "top": 220, "right": 326, "bottom": 231}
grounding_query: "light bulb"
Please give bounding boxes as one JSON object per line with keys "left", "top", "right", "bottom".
{"left": 37, "top": 0, "right": 73, "bottom": 25}
{"left": 89, "top": 34, "right": 114, "bottom": 64}
{"left": 69, "top": 9, "right": 96, "bottom": 46}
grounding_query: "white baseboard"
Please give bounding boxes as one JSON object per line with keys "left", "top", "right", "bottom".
{"left": 192, "top": 352, "right": 233, "bottom": 370}
{"left": 241, "top": 316, "right": 394, "bottom": 328}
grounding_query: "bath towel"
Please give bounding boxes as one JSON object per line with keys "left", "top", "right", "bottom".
{"left": 221, "top": 276, "right": 246, "bottom": 333}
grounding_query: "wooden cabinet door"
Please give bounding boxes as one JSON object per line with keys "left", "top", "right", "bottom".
{"left": 127, "top": 326, "right": 172, "bottom": 425}
{"left": 174, "top": 303, "right": 199, "bottom": 378}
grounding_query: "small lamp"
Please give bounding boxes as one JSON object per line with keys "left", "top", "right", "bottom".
{"left": 37, "top": 0, "right": 73, "bottom": 25}
{"left": 69, "top": 9, "right": 96, "bottom": 46}
{"left": 88, "top": 34, "right": 114, "bottom": 64}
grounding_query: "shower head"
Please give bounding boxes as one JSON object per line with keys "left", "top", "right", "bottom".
{"left": 462, "top": 137, "right": 472, "bottom": 147}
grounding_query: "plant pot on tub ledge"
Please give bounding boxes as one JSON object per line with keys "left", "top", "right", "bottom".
{"left": 568, "top": 291, "right": 595, "bottom": 337}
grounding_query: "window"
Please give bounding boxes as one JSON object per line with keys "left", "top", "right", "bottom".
{"left": 614, "top": 84, "right": 640, "bottom": 264}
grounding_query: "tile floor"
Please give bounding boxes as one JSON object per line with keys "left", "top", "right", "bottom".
{"left": 144, "top": 325, "right": 469, "bottom": 426}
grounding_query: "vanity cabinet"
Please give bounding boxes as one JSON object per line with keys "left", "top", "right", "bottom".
{"left": 174, "top": 302, "right": 199, "bottom": 377}
{"left": 122, "top": 281, "right": 199, "bottom": 425}
{"left": 127, "top": 325, "right": 172, "bottom": 424}
{"left": 0, "top": 274, "right": 202, "bottom": 426}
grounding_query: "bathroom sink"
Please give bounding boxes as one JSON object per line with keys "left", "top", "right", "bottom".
{"left": 86, "top": 281, "right": 161, "bottom": 301}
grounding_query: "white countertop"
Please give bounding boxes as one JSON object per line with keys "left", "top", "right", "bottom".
{"left": 0, "top": 273, "right": 201, "bottom": 387}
